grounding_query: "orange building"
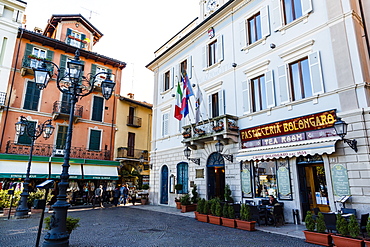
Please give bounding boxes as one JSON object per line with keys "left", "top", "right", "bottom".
{"left": 0, "top": 14, "right": 126, "bottom": 205}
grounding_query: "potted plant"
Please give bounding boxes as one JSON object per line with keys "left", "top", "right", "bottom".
{"left": 365, "top": 216, "right": 370, "bottom": 247}
{"left": 44, "top": 216, "right": 80, "bottom": 234}
{"left": 303, "top": 211, "right": 332, "bottom": 246}
{"left": 1, "top": 189, "right": 22, "bottom": 216}
{"left": 208, "top": 198, "right": 222, "bottom": 225}
{"left": 191, "top": 185, "right": 198, "bottom": 205}
{"left": 236, "top": 203, "right": 256, "bottom": 231}
{"left": 174, "top": 184, "right": 183, "bottom": 209}
{"left": 221, "top": 203, "right": 236, "bottom": 228}
{"left": 332, "top": 214, "right": 363, "bottom": 247}
{"left": 180, "top": 194, "right": 196, "bottom": 213}
{"left": 197, "top": 199, "right": 209, "bottom": 223}
{"left": 224, "top": 184, "right": 233, "bottom": 203}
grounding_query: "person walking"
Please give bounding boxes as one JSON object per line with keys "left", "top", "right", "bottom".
{"left": 120, "top": 184, "right": 129, "bottom": 205}
{"left": 93, "top": 185, "right": 103, "bottom": 208}
{"left": 130, "top": 186, "right": 137, "bottom": 205}
{"left": 113, "top": 186, "right": 120, "bottom": 206}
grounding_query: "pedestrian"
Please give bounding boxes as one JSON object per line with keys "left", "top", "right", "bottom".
{"left": 130, "top": 186, "right": 137, "bottom": 205}
{"left": 119, "top": 184, "right": 129, "bottom": 205}
{"left": 113, "top": 186, "right": 120, "bottom": 206}
{"left": 93, "top": 185, "right": 103, "bottom": 208}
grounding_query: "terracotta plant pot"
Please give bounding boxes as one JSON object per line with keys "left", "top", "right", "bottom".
{"left": 194, "top": 211, "right": 199, "bottom": 220}
{"left": 221, "top": 217, "right": 236, "bottom": 228}
{"left": 332, "top": 234, "right": 363, "bottom": 247}
{"left": 235, "top": 219, "right": 256, "bottom": 231}
{"left": 181, "top": 204, "right": 197, "bottom": 213}
{"left": 364, "top": 240, "right": 370, "bottom": 247}
{"left": 175, "top": 201, "right": 181, "bottom": 209}
{"left": 303, "top": 230, "right": 332, "bottom": 246}
{"left": 197, "top": 213, "right": 208, "bottom": 223}
{"left": 208, "top": 215, "right": 222, "bottom": 225}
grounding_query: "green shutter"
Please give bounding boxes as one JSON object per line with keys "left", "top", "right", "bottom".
{"left": 89, "top": 130, "right": 101, "bottom": 151}
{"left": 56, "top": 126, "right": 67, "bottom": 149}
{"left": 80, "top": 34, "right": 86, "bottom": 48}
{"left": 92, "top": 96, "right": 103, "bottom": 121}
{"left": 23, "top": 81, "right": 40, "bottom": 111}
{"left": 25, "top": 43, "right": 33, "bottom": 57}
{"left": 91, "top": 64, "right": 97, "bottom": 75}
{"left": 46, "top": 50, "right": 54, "bottom": 61}
{"left": 59, "top": 55, "right": 67, "bottom": 81}
{"left": 66, "top": 28, "right": 72, "bottom": 44}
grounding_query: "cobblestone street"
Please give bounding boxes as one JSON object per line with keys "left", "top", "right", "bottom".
{"left": 0, "top": 205, "right": 318, "bottom": 247}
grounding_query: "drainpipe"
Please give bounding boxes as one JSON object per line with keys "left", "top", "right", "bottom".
{"left": 0, "top": 28, "right": 23, "bottom": 151}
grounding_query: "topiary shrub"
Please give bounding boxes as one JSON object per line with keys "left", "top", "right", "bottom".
{"left": 191, "top": 185, "right": 198, "bottom": 204}
{"left": 224, "top": 184, "right": 233, "bottom": 203}
{"left": 367, "top": 216, "right": 370, "bottom": 237}
{"left": 204, "top": 200, "right": 210, "bottom": 215}
{"left": 240, "top": 203, "right": 251, "bottom": 221}
{"left": 210, "top": 198, "right": 217, "bottom": 216}
{"left": 215, "top": 201, "right": 222, "bottom": 217}
{"left": 180, "top": 194, "right": 191, "bottom": 205}
{"left": 336, "top": 214, "right": 349, "bottom": 236}
{"left": 316, "top": 212, "right": 326, "bottom": 233}
{"left": 45, "top": 216, "right": 80, "bottom": 234}
{"left": 228, "top": 204, "right": 235, "bottom": 219}
{"left": 223, "top": 203, "right": 229, "bottom": 218}
{"left": 196, "top": 198, "right": 204, "bottom": 213}
{"left": 348, "top": 214, "right": 360, "bottom": 238}
{"left": 305, "top": 211, "right": 315, "bottom": 232}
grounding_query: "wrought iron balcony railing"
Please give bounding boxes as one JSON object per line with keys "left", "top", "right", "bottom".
{"left": 116, "top": 147, "right": 148, "bottom": 160}
{"left": 0, "top": 92, "right": 6, "bottom": 106}
{"left": 53, "top": 101, "right": 83, "bottom": 118}
{"left": 126, "top": 116, "right": 142, "bottom": 127}
{"left": 182, "top": 114, "right": 239, "bottom": 144}
{"left": 5, "top": 141, "right": 111, "bottom": 160}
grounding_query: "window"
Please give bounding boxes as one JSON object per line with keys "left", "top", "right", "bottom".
{"left": 161, "top": 68, "right": 174, "bottom": 93}
{"left": 277, "top": 51, "right": 323, "bottom": 104}
{"left": 251, "top": 75, "right": 267, "bottom": 112}
{"left": 253, "top": 160, "right": 277, "bottom": 198}
{"left": 283, "top": 0, "right": 303, "bottom": 24}
{"left": 127, "top": 132, "right": 135, "bottom": 157}
{"left": 203, "top": 35, "right": 224, "bottom": 68}
{"left": 30, "top": 47, "right": 46, "bottom": 68}
{"left": 90, "top": 64, "right": 112, "bottom": 85}
{"left": 248, "top": 13, "right": 262, "bottom": 45}
{"left": 89, "top": 129, "right": 101, "bottom": 151}
{"left": 162, "top": 112, "right": 169, "bottom": 137}
{"left": 24, "top": 44, "right": 54, "bottom": 69}
{"left": 17, "top": 121, "right": 36, "bottom": 145}
{"left": 208, "top": 90, "right": 225, "bottom": 118}
{"left": 66, "top": 28, "right": 86, "bottom": 49}
{"left": 56, "top": 125, "right": 68, "bottom": 149}
{"left": 180, "top": 56, "right": 192, "bottom": 79}
{"left": 164, "top": 71, "right": 170, "bottom": 91}
{"left": 177, "top": 162, "right": 189, "bottom": 194}
{"left": 289, "top": 57, "right": 312, "bottom": 101}
{"left": 23, "top": 81, "right": 41, "bottom": 111}
{"left": 61, "top": 93, "right": 71, "bottom": 114}
{"left": 92, "top": 96, "right": 104, "bottom": 122}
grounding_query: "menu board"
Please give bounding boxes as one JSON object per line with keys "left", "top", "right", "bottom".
{"left": 331, "top": 164, "right": 350, "bottom": 196}
{"left": 241, "top": 167, "right": 252, "bottom": 197}
{"left": 277, "top": 160, "right": 292, "bottom": 200}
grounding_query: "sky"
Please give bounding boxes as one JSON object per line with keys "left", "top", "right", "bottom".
{"left": 24, "top": 0, "right": 199, "bottom": 103}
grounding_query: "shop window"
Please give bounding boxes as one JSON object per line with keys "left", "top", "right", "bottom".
{"left": 253, "top": 160, "right": 277, "bottom": 198}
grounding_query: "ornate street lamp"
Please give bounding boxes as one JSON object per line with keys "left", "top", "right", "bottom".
{"left": 14, "top": 116, "right": 54, "bottom": 217}
{"left": 183, "top": 146, "right": 200, "bottom": 165}
{"left": 33, "top": 49, "right": 116, "bottom": 246}
{"left": 333, "top": 117, "right": 358, "bottom": 152}
{"left": 215, "top": 140, "right": 233, "bottom": 162}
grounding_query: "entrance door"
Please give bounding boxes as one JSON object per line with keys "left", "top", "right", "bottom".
{"left": 207, "top": 152, "right": 225, "bottom": 199}
{"left": 297, "top": 155, "right": 330, "bottom": 216}
{"left": 160, "top": 165, "right": 168, "bottom": 204}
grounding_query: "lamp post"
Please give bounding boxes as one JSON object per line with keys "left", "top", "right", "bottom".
{"left": 32, "top": 49, "right": 116, "bottom": 246}
{"left": 14, "top": 116, "right": 54, "bottom": 217}
{"left": 333, "top": 117, "right": 358, "bottom": 152}
{"left": 183, "top": 146, "right": 200, "bottom": 165}
{"left": 215, "top": 140, "right": 233, "bottom": 162}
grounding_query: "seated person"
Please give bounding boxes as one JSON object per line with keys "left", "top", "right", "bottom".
{"left": 268, "top": 195, "right": 279, "bottom": 206}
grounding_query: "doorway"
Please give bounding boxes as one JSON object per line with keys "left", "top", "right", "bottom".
{"left": 297, "top": 155, "right": 330, "bottom": 218}
{"left": 160, "top": 165, "right": 168, "bottom": 204}
{"left": 207, "top": 152, "right": 225, "bottom": 199}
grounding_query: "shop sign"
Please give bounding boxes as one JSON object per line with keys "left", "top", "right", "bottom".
{"left": 240, "top": 110, "right": 336, "bottom": 143}
{"left": 331, "top": 164, "right": 350, "bottom": 196}
{"left": 251, "top": 150, "right": 308, "bottom": 160}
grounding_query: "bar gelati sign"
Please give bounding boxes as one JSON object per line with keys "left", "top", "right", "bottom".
{"left": 240, "top": 110, "right": 336, "bottom": 143}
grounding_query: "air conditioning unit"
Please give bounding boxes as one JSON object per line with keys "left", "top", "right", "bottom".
{"left": 54, "top": 149, "right": 65, "bottom": 156}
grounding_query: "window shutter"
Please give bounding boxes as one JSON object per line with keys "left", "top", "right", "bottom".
{"left": 56, "top": 126, "right": 67, "bottom": 149}
{"left": 159, "top": 72, "right": 164, "bottom": 92}
{"left": 208, "top": 94, "right": 212, "bottom": 118}
{"left": 24, "top": 81, "right": 40, "bottom": 111}
{"left": 301, "top": 0, "right": 313, "bottom": 16}
{"left": 66, "top": 28, "right": 72, "bottom": 45}
{"left": 308, "top": 51, "right": 324, "bottom": 95}
{"left": 217, "top": 35, "right": 224, "bottom": 63}
{"left": 260, "top": 6, "right": 271, "bottom": 38}
{"left": 59, "top": 55, "right": 67, "bottom": 81}
{"left": 202, "top": 46, "right": 207, "bottom": 69}
{"left": 25, "top": 43, "right": 33, "bottom": 57}
{"left": 162, "top": 113, "right": 169, "bottom": 136}
{"left": 46, "top": 50, "right": 54, "bottom": 61}
{"left": 187, "top": 56, "right": 192, "bottom": 79}
{"left": 272, "top": 0, "right": 283, "bottom": 31}
{"left": 80, "top": 33, "right": 86, "bottom": 48}
{"left": 242, "top": 80, "right": 250, "bottom": 114}
{"left": 218, "top": 90, "right": 225, "bottom": 116}
{"left": 89, "top": 130, "right": 101, "bottom": 151}
{"left": 92, "top": 96, "right": 104, "bottom": 122}
{"left": 265, "top": 70, "right": 275, "bottom": 107}
{"left": 91, "top": 64, "right": 97, "bottom": 75}
{"left": 277, "top": 64, "right": 289, "bottom": 104}
{"left": 239, "top": 20, "right": 247, "bottom": 49}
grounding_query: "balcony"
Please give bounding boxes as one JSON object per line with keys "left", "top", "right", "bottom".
{"left": 116, "top": 148, "right": 148, "bottom": 162}
{"left": 126, "top": 116, "right": 142, "bottom": 128}
{"left": 5, "top": 141, "right": 111, "bottom": 160}
{"left": 21, "top": 55, "right": 53, "bottom": 76}
{"left": 0, "top": 92, "right": 5, "bottom": 109}
{"left": 52, "top": 101, "right": 83, "bottom": 122}
{"left": 65, "top": 36, "right": 86, "bottom": 49}
{"left": 182, "top": 114, "right": 239, "bottom": 148}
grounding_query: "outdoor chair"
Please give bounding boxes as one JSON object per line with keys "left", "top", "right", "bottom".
{"left": 341, "top": 208, "right": 356, "bottom": 216}
{"left": 233, "top": 203, "right": 241, "bottom": 219}
{"left": 312, "top": 207, "right": 320, "bottom": 220}
{"left": 360, "top": 213, "right": 369, "bottom": 238}
{"left": 322, "top": 212, "right": 337, "bottom": 233}
{"left": 271, "top": 205, "right": 285, "bottom": 227}
{"left": 250, "top": 205, "right": 264, "bottom": 226}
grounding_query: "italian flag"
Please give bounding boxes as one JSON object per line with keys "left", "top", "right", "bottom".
{"left": 174, "top": 81, "right": 183, "bottom": 120}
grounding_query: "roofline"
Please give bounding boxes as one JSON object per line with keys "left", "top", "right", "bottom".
{"left": 48, "top": 14, "right": 103, "bottom": 36}
{"left": 19, "top": 28, "right": 126, "bottom": 69}
{"left": 119, "top": 96, "right": 153, "bottom": 109}
{"left": 16, "top": 0, "right": 27, "bottom": 4}
{"left": 146, "top": 0, "right": 235, "bottom": 68}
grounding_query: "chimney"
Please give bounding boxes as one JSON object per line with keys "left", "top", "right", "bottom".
{"left": 127, "top": 93, "right": 134, "bottom": 99}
